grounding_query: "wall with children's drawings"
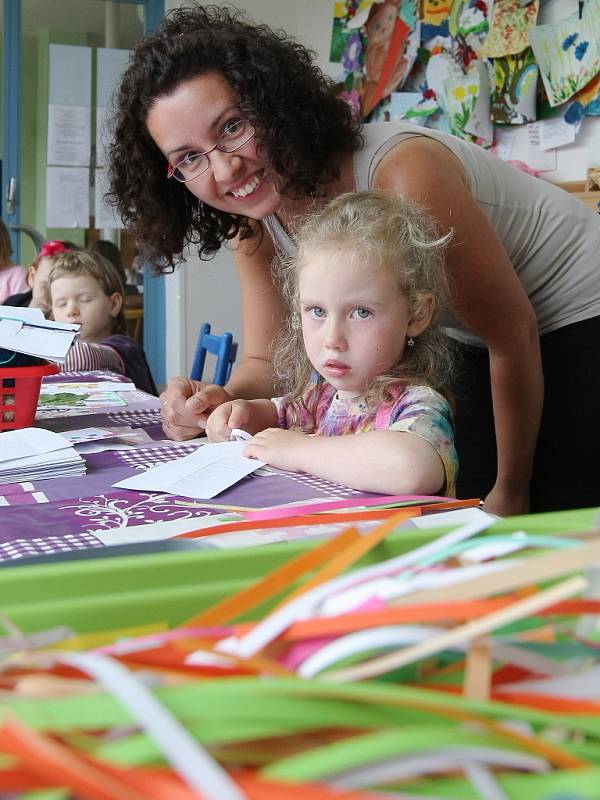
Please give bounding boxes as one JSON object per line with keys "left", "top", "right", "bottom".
{"left": 164, "top": 0, "right": 600, "bottom": 382}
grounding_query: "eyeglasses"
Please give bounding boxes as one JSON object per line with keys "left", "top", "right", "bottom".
{"left": 166, "top": 118, "right": 256, "bottom": 183}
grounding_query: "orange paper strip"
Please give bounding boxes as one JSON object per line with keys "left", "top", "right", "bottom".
{"left": 184, "top": 526, "right": 362, "bottom": 627}
{"left": 0, "top": 717, "right": 147, "bottom": 800}
{"left": 282, "top": 510, "right": 432, "bottom": 604}
{"left": 175, "top": 507, "right": 413, "bottom": 539}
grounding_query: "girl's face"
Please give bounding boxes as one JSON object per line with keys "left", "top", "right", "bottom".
{"left": 146, "top": 72, "right": 281, "bottom": 220}
{"left": 51, "top": 274, "right": 122, "bottom": 343}
{"left": 298, "top": 246, "right": 433, "bottom": 399}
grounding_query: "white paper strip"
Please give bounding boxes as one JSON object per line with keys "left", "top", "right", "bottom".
{"left": 218, "top": 515, "right": 497, "bottom": 659}
{"left": 332, "top": 746, "right": 548, "bottom": 790}
{"left": 59, "top": 651, "right": 246, "bottom": 800}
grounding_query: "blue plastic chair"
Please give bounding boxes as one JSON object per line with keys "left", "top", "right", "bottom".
{"left": 190, "top": 323, "right": 238, "bottom": 386}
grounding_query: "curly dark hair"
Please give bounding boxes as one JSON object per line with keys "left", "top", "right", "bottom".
{"left": 107, "top": 3, "right": 363, "bottom": 270}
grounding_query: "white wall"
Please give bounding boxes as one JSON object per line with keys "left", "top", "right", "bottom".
{"left": 165, "top": 0, "right": 600, "bottom": 380}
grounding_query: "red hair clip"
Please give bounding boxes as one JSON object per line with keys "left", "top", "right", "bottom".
{"left": 39, "top": 240, "right": 69, "bottom": 258}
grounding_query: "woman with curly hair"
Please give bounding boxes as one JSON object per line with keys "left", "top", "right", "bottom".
{"left": 108, "top": 4, "right": 600, "bottom": 516}
{"left": 206, "top": 192, "right": 457, "bottom": 496}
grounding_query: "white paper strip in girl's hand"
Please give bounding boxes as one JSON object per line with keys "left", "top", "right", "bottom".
{"left": 230, "top": 428, "right": 252, "bottom": 441}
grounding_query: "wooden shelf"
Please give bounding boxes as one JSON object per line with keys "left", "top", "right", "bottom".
{"left": 558, "top": 180, "right": 600, "bottom": 213}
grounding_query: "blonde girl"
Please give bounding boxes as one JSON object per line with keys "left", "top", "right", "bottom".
{"left": 206, "top": 192, "right": 457, "bottom": 496}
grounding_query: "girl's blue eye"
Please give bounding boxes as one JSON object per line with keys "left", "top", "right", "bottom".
{"left": 309, "top": 306, "right": 326, "bottom": 318}
{"left": 353, "top": 307, "right": 371, "bottom": 319}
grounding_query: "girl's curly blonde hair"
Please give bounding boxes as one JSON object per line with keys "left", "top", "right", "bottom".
{"left": 273, "top": 191, "right": 455, "bottom": 429}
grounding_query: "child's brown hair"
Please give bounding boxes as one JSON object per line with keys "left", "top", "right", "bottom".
{"left": 48, "top": 249, "right": 127, "bottom": 335}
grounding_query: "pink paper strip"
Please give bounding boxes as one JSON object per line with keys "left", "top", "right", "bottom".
{"left": 242, "top": 494, "right": 450, "bottom": 522}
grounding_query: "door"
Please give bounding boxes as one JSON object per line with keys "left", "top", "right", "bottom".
{"left": 1, "top": 0, "right": 166, "bottom": 384}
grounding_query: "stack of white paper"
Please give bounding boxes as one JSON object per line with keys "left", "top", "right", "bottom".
{"left": 0, "top": 307, "right": 79, "bottom": 363}
{"left": 0, "top": 428, "right": 86, "bottom": 484}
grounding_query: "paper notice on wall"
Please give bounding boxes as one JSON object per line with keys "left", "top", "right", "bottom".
{"left": 46, "top": 167, "right": 90, "bottom": 228}
{"left": 96, "top": 48, "right": 130, "bottom": 166}
{"left": 523, "top": 123, "right": 559, "bottom": 171}
{"left": 47, "top": 104, "right": 91, "bottom": 166}
{"left": 47, "top": 45, "right": 91, "bottom": 164}
{"left": 537, "top": 117, "right": 578, "bottom": 151}
{"left": 94, "top": 168, "right": 123, "bottom": 229}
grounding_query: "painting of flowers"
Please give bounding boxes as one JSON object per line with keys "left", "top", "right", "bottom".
{"left": 479, "top": 0, "right": 539, "bottom": 58}
{"left": 529, "top": 3, "right": 600, "bottom": 107}
{"left": 443, "top": 61, "right": 492, "bottom": 144}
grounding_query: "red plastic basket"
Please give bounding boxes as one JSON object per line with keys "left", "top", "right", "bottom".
{"left": 0, "top": 362, "right": 60, "bottom": 432}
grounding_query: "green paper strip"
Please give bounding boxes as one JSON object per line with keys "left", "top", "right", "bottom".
{"left": 260, "top": 727, "right": 542, "bottom": 782}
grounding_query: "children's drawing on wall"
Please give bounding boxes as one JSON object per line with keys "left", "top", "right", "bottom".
{"left": 389, "top": 89, "right": 439, "bottom": 124}
{"left": 362, "top": 0, "right": 411, "bottom": 115}
{"left": 330, "top": 0, "right": 600, "bottom": 167}
{"left": 491, "top": 48, "right": 539, "bottom": 124}
{"left": 448, "top": 0, "right": 490, "bottom": 57}
{"left": 443, "top": 59, "right": 493, "bottom": 143}
{"left": 565, "top": 71, "right": 600, "bottom": 123}
{"left": 529, "top": 2, "right": 600, "bottom": 106}
{"left": 480, "top": 0, "right": 539, "bottom": 59}
{"left": 421, "top": 0, "right": 452, "bottom": 38}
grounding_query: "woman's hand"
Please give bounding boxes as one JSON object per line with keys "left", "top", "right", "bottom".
{"left": 206, "top": 399, "right": 255, "bottom": 442}
{"left": 160, "top": 377, "right": 233, "bottom": 440}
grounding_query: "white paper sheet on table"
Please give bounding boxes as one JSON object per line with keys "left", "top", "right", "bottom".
{"left": 58, "top": 426, "right": 153, "bottom": 452}
{"left": 0, "top": 307, "right": 79, "bottom": 362}
{"left": 0, "top": 428, "right": 76, "bottom": 462}
{"left": 113, "top": 440, "right": 265, "bottom": 499}
{"left": 0, "top": 429, "right": 86, "bottom": 483}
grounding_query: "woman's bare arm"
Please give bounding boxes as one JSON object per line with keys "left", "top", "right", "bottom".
{"left": 225, "top": 227, "right": 286, "bottom": 399}
{"left": 373, "top": 138, "right": 543, "bottom": 515}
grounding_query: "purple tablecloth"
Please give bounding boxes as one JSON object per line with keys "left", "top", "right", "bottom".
{"left": 0, "top": 372, "right": 373, "bottom": 561}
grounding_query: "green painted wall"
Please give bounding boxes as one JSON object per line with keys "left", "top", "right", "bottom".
{"left": 20, "top": 29, "right": 103, "bottom": 265}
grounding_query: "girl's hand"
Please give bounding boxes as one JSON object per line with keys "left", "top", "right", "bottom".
{"left": 160, "top": 377, "right": 233, "bottom": 440}
{"left": 206, "top": 399, "right": 255, "bottom": 442}
{"left": 244, "top": 428, "right": 310, "bottom": 472}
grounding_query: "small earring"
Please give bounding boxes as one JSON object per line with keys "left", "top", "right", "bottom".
{"left": 407, "top": 337, "right": 415, "bottom": 348}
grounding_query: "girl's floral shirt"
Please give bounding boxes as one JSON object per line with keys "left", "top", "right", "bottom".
{"left": 272, "top": 381, "right": 458, "bottom": 496}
